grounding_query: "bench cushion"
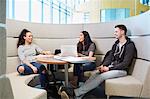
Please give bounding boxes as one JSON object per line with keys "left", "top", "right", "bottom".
{"left": 6, "top": 73, "right": 47, "bottom": 99}
{"left": 7, "top": 57, "right": 20, "bottom": 73}
{"left": 105, "top": 76, "right": 142, "bottom": 97}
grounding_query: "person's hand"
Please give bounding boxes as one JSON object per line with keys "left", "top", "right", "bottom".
{"left": 31, "top": 66, "right": 38, "bottom": 73}
{"left": 81, "top": 56, "right": 96, "bottom": 61}
{"left": 42, "top": 51, "right": 51, "bottom": 55}
{"left": 96, "top": 65, "right": 103, "bottom": 70}
{"left": 35, "top": 54, "right": 54, "bottom": 59}
{"left": 96, "top": 65, "right": 104, "bottom": 72}
{"left": 96, "top": 65, "right": 109, "bottom": 73}
{"left": 103, "top": 66, "right": 109, "bottom": 72}
{"left": 78, "top": 53, "right": 86, "bottom": 57}
{"left": 100, "top": 66, "right": 105, "bottom": 72}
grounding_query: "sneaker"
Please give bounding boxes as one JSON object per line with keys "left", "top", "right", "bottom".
{"left": 60, "top": 88, "right": 75, "bottom": 99}
{"left": 61, "top": 91, "right": 70, "bottom": 99}
{"left": 58, "top": 86, "right": 65, "bottom": 95}
{"left": 61, "top": 91, "right": 76, "bottom": 99}
{"left": 61, "top": 90, "right": 84, "bottom": 99}
{"left": 58, "top": 86, "right": 75, "bottom": 95}
{"left": 61, "top": 91, "right": 83, "bottom": 99}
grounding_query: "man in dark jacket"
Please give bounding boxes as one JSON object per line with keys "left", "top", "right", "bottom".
{"left": 59, "top": 24, "right": 137, "bottom": 99}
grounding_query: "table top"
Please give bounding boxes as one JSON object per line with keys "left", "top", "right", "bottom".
{"left": 37, "top": 57, "right": 68, "bottom": 65}
{"left": 36, "top": 55, "right": 96, "bottom": 65}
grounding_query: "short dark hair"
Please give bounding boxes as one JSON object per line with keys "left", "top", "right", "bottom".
{"left": 115, "top": 24, "right": 127, "bottom": 35}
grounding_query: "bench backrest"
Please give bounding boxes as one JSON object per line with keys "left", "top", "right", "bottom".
{"left": 131, "top": 59, "right": 150, "bottom": 98}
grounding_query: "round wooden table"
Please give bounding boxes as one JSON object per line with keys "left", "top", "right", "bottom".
{"left": 36, "top": 55, "right": 96, "bottom": 87}
{"left": 36, "top": 57, "right": 69, "bottom": 87}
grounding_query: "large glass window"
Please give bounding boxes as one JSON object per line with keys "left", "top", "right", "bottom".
{"left": 52, "top": 1, "right": 60, "bottom": 24}
{"left": 6, "top": 0, "right": 13, "bottom": 19}
{"left": 67, "top": 8, "right": 72, "bottom": 24}
{"left": 60, "top": 5, "right": 67, "bottom": 24}
{"left": 140, "top": 0, "right": 150, "bottom": 6}
{"left": 7, "top": 0, "right": 145, "bottom": 24}
{"left": 31, "top": 0, "right": 42, "bottom": 23}
{"left": 14, "top": 0, "right": 29, "bottom": 21}
{"left": 6, "top": 0, "right": 73, "bottom": 24}
{"left": 101, "top": 8, "right": 130, "bottom": 22}
{"left": 80, "top": 0, "right": 85, "bottom": 4}
{"left": 61, "top": 0, "right": 66, "bottom": 4}
{"left": 84, "top": 12, "right": 89, "bottom": 23}
{"left": 43, "top": 1, "right": 51, "bottom": 23}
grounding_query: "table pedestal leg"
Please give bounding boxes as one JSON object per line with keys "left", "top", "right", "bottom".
{"left": 64, "top": 64, "right": 69, "bottom": 87}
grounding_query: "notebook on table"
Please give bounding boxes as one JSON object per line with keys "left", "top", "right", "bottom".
{"left": 60, "top": 45, "right": 78, "bottom": 57}
{"left": 54, "top": 45, "right": 91, "bottom": 63}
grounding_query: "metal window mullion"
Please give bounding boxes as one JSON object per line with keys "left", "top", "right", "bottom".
{"left": 41, "top": 0, "right": 44, "bottom": 23}
{"left": 6, "top": 0, "right": 9, "bottom": 18}
{"left": 29, "top": 0, "right": 32, "bottom": 22}
{"left": 12, "top": 0, "right": 15, "bottom": 19}
{"left": 59, "top": 2, "right": 61, "bottom": 24}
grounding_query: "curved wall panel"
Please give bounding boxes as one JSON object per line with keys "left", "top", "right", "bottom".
{"left": 131, "top": 36, "right": 150, "bottom": 60}
{"left": 6, "top": 38, "right": 17, "bottom": 57}
{"left": 6, "top": 37, "right": 78, "bottom": 57}
{"left": 83, "top": 11, "right": 150, "bottom": 60}
{"left": 93, "top": 38, "right": 116, "bottom": 54}
{"left": 34, "top": 38, "right": 78, "bottom": 53}
{"left": 6, "top": 10, "right": 150, "bottom": 61}
{"left": 6, "top": 19, "right": 83, "bottom": 38}
{"left": 83, "top": 10, "right": 150, "bottom": 37}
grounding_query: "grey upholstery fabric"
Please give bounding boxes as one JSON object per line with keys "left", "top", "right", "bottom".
{"left": 105, "top": 59, "right": 150, "bottom": 98}
{"left": 0, "top": 75, "right": 14, "bottom": 99}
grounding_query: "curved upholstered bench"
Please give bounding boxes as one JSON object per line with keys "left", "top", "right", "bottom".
{"left": 6, "top": 72, "right": 47, "bottom": 99}
{"left": 105, "top": 59, "right": 150, "bottom": 99}
{"left": 6, "top": 37, "right": 48, "bottom": 99}
{"left": 0, "top": 75, "right": 14, "bottom": 99}
{"left": 5, "top": 11, "right": 150, "bottom": 98}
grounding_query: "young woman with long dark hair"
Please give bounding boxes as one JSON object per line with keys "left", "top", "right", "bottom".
{"left": 71, "top": 31, "right": 96, "bottom": 88}
{"left": 17, "top": 29, "right": 50, "bottom": 88}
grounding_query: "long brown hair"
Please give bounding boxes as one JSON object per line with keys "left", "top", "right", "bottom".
{"left": 77, "top": 31, "right": 93, "bottom": 53}
{"left": 17, "top": 29, "right": 31, "bottom": 48}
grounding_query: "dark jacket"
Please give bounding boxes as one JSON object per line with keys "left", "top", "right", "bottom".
{"left": 102, "top": 37, "right": 137, "bottom": 71}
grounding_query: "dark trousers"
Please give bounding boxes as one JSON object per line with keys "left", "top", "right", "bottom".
{"left": 73, "top": 62, "right": 96, "bottom": 82}
{"left": 17, "top": 62, "right": 47, "bottom": 88}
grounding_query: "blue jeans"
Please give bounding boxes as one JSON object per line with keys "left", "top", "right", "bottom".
{"left": 74, "top": 70, "right": 127, "bottom": 97}
{"left": 73, "top": 62, "right": 96, "bottom": 81}
{"left": 17, "top": 62, "right": 47, "bottom": 88}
